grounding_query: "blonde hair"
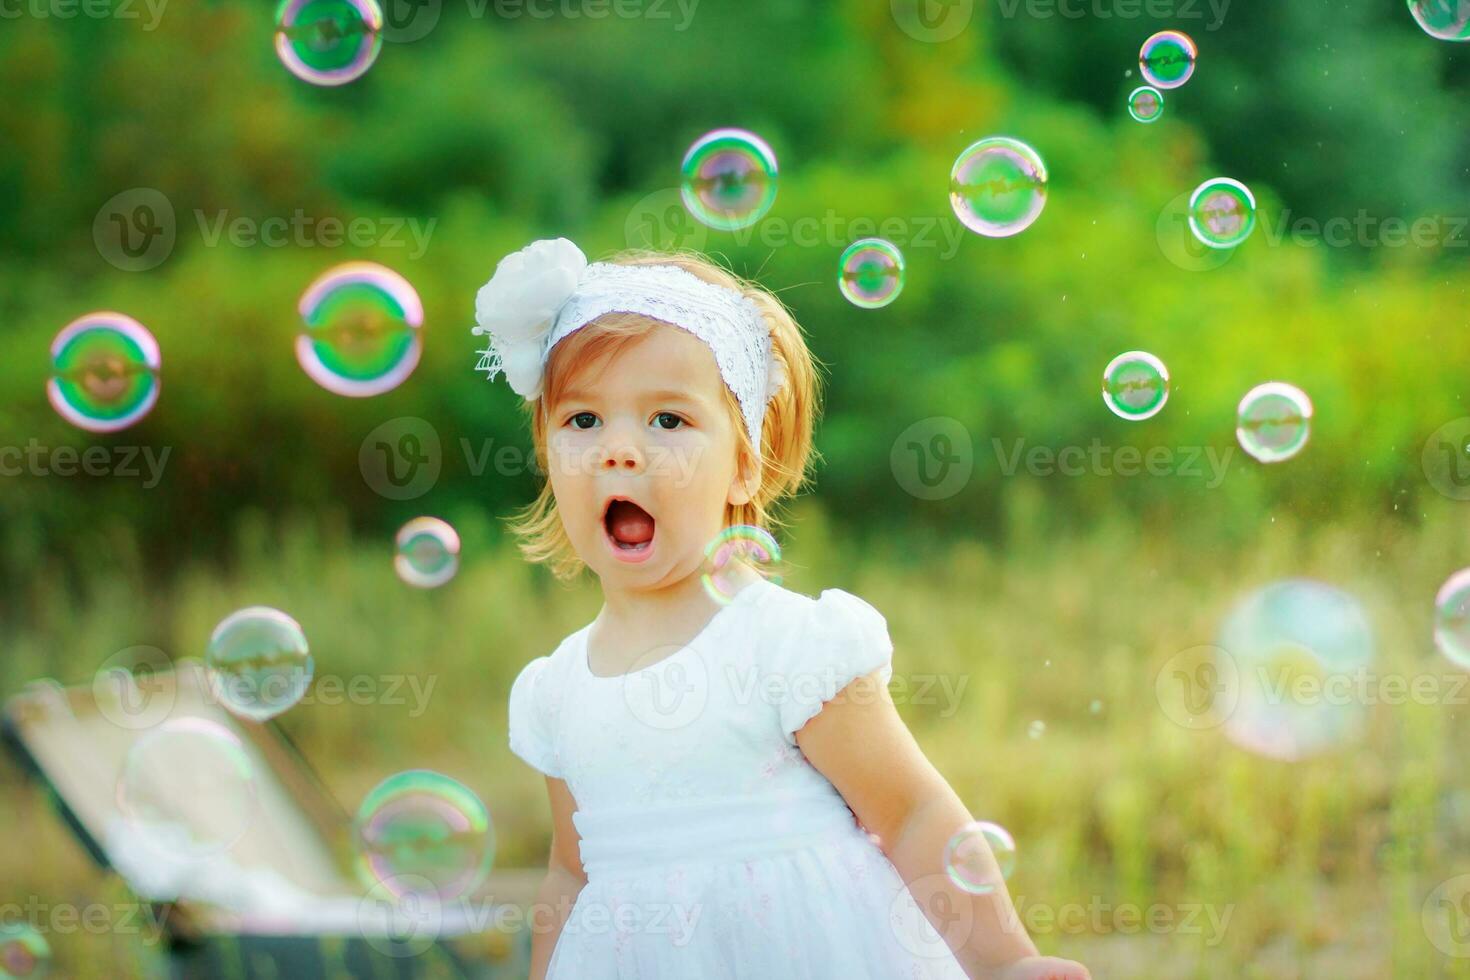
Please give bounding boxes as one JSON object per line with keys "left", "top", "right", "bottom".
{"left": 510, "top": 250, "right": 821, "bottom": 581}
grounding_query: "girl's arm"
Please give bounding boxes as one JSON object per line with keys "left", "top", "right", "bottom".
{"left": 795, "top": 670, "right": 1090, "bottom": 980}
{"left": 528, "top": 776, "right": 586, "bottom": 980}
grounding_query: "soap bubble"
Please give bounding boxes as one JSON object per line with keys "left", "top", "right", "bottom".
{"left": 1101, "top": 351, "right": 1169, "bottom": 421}
{"left": 1434, "top": 568, "right": 1470, "bottom": 669}
{"left": 1127, "top": 85, "right": 1164, "bottom": 123}
{"left": 838, "top": 238, "right": 906, "bottom": 309}
{"left": 355, "top": 770, "right": 495, "bottom": 902}
{"left": 1237, "top": 382, "right": 1312, "bottom": 463}
{"left": 701, "top": 525, "right": 782, "bottom": 604}
{"left": 1217, "top": 580, "right": 1374, "bottom": 761}
{"left": 274, "top": 0, "right": 384, "bottom": 86}
{"left": 949, "top": 137, "right": 1048, "bottom": 237}
{"left": 395, "top": 517, "right": 461, "bottom": 589}
{"left": 47, "top": 312, "right": 161, "bottom": 433}
{"left": 0, "top": 924, "right": 49, "bottom": 979}
{"left": 680, "top": 129, "right": 779, "bottom": 231}
{"left": 117, "top": 716, "right": 258, "bottom": 857}
{"left": 1188, "top": 178, "right": 1256, "bottom": 249}
{"left": 943, "top": 821, "right": 1016, "bottom": 895}
{"left": 297, "top": 262, "right": 424, "bottom": 397}
{"left": 1139, "top": 30, "right": 1197, "bottom": 89}
{"left": 1027, "top": 719, "right": 1046, "bottom": 740}
{"left": 205, "top": 607, "right": 314, "bottom": 722}
{"left": 1407, "top": 0, "right": 1470, "bottom": 40}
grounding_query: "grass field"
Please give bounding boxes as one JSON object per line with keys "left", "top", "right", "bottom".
{"left": 3, "top": 497, "right": 1469, "bottom": 978}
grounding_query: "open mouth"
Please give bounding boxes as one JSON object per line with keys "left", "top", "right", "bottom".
{"left": 603, "top": 497, "right": 656, "bottom": 562}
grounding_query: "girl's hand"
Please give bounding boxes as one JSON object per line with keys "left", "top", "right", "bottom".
{"left": 993, "top": 955, "right": 1092, "bottom": 980}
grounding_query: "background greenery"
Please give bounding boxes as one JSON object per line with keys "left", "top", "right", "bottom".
{"left": 2, "top": 0, "right": 1469, "bottom": 976}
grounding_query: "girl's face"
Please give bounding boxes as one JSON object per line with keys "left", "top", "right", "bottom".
{"left": 544, "top": 320, "right": 755, "bottom": 593}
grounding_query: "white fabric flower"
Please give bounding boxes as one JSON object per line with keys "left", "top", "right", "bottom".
{"left": 766, "top": 356, "right": 787, "bottom": 403}
{"left": 472, "top": 238, "right": 588, "bottom": 399}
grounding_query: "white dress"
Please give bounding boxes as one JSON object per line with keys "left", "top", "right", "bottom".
{"left": 507, "top": 577, "right": 971, "bottom": 979}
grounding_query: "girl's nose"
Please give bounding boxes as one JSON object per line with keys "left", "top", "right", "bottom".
{"left": 601, "top": 436, "right": 645, "bottom": 472}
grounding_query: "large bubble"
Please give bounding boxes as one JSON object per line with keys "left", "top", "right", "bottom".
{"left": 1217, "top": 580, "right": 1374, "bottom": 761}
{"left": 1237, "top": 382, "right": 1312, "bottom": 463}
{"left": 47, "top": 312, "right": 161, "bottom": 433}
{"left": 701, "top": 526, "right": 783, "bottom": 604}
{"left": 1188, "top": 178, "right": 1256, "bottom": 249}
{"left": 274, "top": 0, "right": 384, "bottom": 86}
{"left": 116, "top": 716, "right": 258, "bottom": 858}
{"left": 949, "top": 137, "right": 1048, "bottom": 237}
{"left": 205, "top": 607, "right": 314, "bottom": 722}
{"left": 943, "top": 821, "right": 1016, "bottom": 895}
{"left": 355, "top": 770, "right": 495, "bottom": 902}
{"left": 1407, "top": 0, "right": 1470, "bottom": 40}
{"left": 680, "top": 129, "right": 779, "bottom": 231}
{"left": 395, "top": 517, "right": 461, "bottom": 589}
{"left": 1139, "top": 30, "right": 1197, "bottom": 89}
{"left": 1101, "top": 351, "right": 1169, "bottom": 421}
{"left": 838, "top": 238, "right": 906, "bottom": 309}
{"left": 297, "top": 262, "right": 424, "bottom": 397}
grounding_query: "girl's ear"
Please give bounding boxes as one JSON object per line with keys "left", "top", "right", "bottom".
{"left": 726, "top": 447, "right": 761, "bottom": 507}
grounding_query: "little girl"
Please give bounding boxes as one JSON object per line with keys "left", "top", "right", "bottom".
{"left": 473, "top": 239, "right": 1090, "bottom": 980}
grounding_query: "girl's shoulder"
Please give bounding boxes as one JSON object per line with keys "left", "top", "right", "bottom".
{"left": 745, "top": 579, "right": 893, "bottom": 666}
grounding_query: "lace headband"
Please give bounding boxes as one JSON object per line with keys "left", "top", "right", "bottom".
{"left": 472, "top": 238, "right": 784, "bottom": 447}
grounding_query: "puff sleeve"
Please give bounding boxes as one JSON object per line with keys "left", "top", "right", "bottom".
{"left": 772, "top": 589, "right": 895, "bottom": 745}
{"left": 507, "top": 656, "right": 563, "bottom": 778}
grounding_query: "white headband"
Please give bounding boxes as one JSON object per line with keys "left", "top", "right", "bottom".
{"left": 472, "top": 238, "right": 784, "bottom": 447}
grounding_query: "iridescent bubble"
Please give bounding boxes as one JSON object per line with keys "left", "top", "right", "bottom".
{"left": 680, "top": 129, "right": 779, "bottom": 232}
{"left": 47, "top": 312, "right": 161, "bottom": 433}
{"left": 116, "top": 716, "right": 258, "bottom": 857}
{"left": 1027, "top": 719, "right": 1046, "bottom": 740}
{"left": 1407, "top": 0, "right": 1470, "bottom": 40}
{"left": 1237, "top": 382, "right": 1313, "bottom": 463}
{"left": 838, "top": 238, "right": 906, "bottom": 309}
{"left": 1102, "top": 351, "right": 1169, "bottom": 421}
{"left": 943, "top": 821, "right": 1016, "bottom": 895}
{"left": 1217, "top": 580, "right": 1374, "bottom": 761}
{"left": 1434, "top": 568, "right": 1470, "bottom": 669}
{"left": 205, "top": 607, "right": 314, "bottom": 722}
{"left": 1127, "top": 85, "right": 1164, "bottom": 123}
{"left": 1188, "top": 178, "right": 1256, "bottom": 249}
{"left": 297, "top": 262, "right": 424, "bottom": 397}
{"left": 0, "top": 924, "right": 49, "bottom": 980}
{"left": 395, "top": 517, "right": 461, "bottom": 589}
{"left": 1139, "top": 30, "right": 1197, "bottom": 89}
{"left": 701, "top": 525, "right": 783, "bottom": 604}
{"left": 950, "top": 137, "right": 1048, "bottom": 238}
{"left": 274, "top": 0, "right": 384, "bottom": 86}
{"left": 355, "top": 770, "right": 495, "bottom": 902}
